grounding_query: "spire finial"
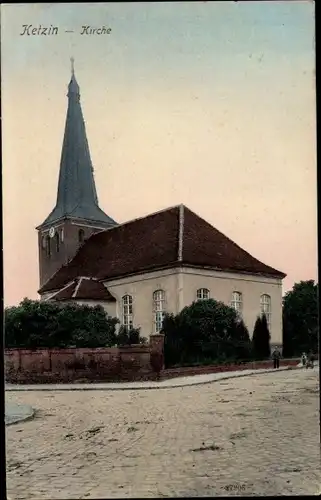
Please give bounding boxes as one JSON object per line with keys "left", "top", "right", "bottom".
{"left": 70, "top": 56, "right": 75, "bottom": 76}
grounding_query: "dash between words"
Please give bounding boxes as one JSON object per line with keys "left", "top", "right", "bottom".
{"left": 20, "top": 25, "right": 112, "bottom": 36}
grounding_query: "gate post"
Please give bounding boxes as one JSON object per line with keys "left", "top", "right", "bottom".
{"left": 149, "top": 333, "right": 165, "bottom": 373}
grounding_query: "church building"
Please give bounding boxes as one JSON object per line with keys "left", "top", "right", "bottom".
{"left": 37, "top": 62, "right": 286, "bottom": 347}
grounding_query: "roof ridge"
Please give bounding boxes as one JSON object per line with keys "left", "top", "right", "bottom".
{"left": 112, "top": 204, "right": 183, "bottom": 229}
{"left": 72, "top": 277, "right": 83, "bottom": 298}
{"left": 178, "top": 204, "right": 184, "bottom": 261}
{"left": 79, "top": 204, "right": 184, "bottom": 243}
{"left": 43, "top": 280, "right": 75, "bottom": 301}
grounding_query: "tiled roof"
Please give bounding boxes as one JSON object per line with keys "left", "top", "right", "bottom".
{"left": 39, "top": 205, "right": 286, "bottom": 294}
{"left": 50, "top": 278, "right": 115, "bottom": 301}
{"left": 52, "top": 281, "right": 77, "bottom": 300}
{"left": 182, "top": 207, "right": 285, "bottom": 276}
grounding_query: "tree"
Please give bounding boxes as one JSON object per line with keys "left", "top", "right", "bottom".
{"left": 252, "top": 314, "right": 271, "bottom": 360}
{"left": 5, "top": 298, "right": 119, "bottom": 349}
{"left": 282, "top": 280, "right": 318, "bottom": 357}
{"left": 232, "top": 319, "right": 253, "bottom": 361}
{"left": 163, "top": 299, "right": 252, "bottom": 368}
{"left": 163, "top": 313, "right": 185, "bottom": 367}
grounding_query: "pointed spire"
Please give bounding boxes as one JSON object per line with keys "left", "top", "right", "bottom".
{"left": 38, "top": 61, "right": 116, "bottom": 228}
{"left": 68, "top": 56, "right": 80, "bottom": 99}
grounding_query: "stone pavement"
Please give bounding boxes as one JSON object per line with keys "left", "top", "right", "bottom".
{"left": 5, "top": 364, "right": 299, "bottom": 392}
{"left": 5, "top": 366, "right": 320, "bottom": 498}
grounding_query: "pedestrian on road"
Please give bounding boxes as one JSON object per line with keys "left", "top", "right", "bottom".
{"left": 306, "top": 351, "right": 315, "bottom": 369}
{"left": 272, "top": 347, "right": 281, "bottom": 369}
{"left": 301, "top": 352, "right": 307, "bottom": 367}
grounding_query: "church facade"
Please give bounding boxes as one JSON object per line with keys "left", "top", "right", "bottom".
{"left": 37, "top": 63, "right": 286, "bottom": 348}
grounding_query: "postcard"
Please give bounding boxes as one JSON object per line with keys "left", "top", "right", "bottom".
{"left": 2, "top": 2, "right": 318, "bottom": 499}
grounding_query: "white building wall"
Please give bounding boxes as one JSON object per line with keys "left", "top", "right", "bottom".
{"left": 42, "top": 266, "right": 283, "bottom": 346}
{"left": 73, "top": 299, "right": 117, "bottom": 319}
{"left": 105, "top": 267, "right": 283, "bottom": 345}
{"left": 104, "top": 269, "right": 180, "bottom": 339}
{"left": 181, "top": 267, "right": 283, "bottom": 346}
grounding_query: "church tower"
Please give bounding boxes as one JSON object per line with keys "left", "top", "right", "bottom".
{"left": 36, "top": 59, "right": 117, "bottom": 288}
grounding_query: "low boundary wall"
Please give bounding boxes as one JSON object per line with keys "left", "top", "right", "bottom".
{"left": 5, "top": 334, "right": 165, "bottom": 383}
{"left": 5, "top": 336, "right": 305, "bottom": 384}
{"left": 160, "top": 358, "right": 301, "bottom": 380}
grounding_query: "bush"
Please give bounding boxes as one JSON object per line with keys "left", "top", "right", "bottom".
{"left": 163, "top": 299, "right": 252, "bottom": 368}
{"left": 115, "top": 325, "right": 146, "bottom": 346}
{"left": 5, "top": 298, "right": 119, "bottom": 349}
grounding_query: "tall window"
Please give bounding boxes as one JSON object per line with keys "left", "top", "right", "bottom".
{"left": 260, "top": 294, "right": 271, "bottom": 327}
{"left": 122, "top": 295, "right": 133, "bottom": 330}
{"left": 45, "top": 235, "right": 51, "bottom": 257}
{"left": 55, "top": 232, "right": 60, "bottom": 253}
{"left": 196, "top": 288, "right": 210, "bottom": 300}
{"left": 231, "top": 291, "right": 243, "bottom": 315}
{"left": 78, "top": 229, "right": 85, "bottom": 243}
{"left": 153, "top": 290, "right": 166, "bottom": 333}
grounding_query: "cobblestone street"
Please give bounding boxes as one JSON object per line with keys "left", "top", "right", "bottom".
{"left": 6, "top": 368, "right": 320, "bottom": 498}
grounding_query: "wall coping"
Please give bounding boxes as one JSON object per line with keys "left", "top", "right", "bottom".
{"left": 5, "top": 347, "right": 119, "bottom": 354}
{"left": 5, "top": 346, "right": 151, "bottom": 353}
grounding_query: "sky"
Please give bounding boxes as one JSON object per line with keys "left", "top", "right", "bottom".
{"left": 1, "top": 1, "right": 316, "bottom": 307}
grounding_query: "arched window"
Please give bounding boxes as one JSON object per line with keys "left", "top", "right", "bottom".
{"left": 45, "top": 235, "right": 51, "bottom": 257}
{"left": 196, "top": 288, "right": 210, "bottom": 300}
{"left": 122, "top": 295, "right": 133, "bottom": 330}
{"left": 78, "top": 229, "right": 85, "bottom": 244}
{"left": 231, "top": 291, "right": 243, "bottom": 315}
{"left": 55, "top": 232, "right": 60, "bottom": 253}
{"left": 260, "top": 294, "right": 271, "bottom": 327}
{"left": 153, "top": 290, "right": 166, "bottom": 333}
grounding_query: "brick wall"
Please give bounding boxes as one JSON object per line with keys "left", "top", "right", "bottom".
{"left": 5, "top": 332, "right": 303, "bottom": 384}
{"left": 160, "top": 358, "right": 301, "bottom": 380}
{"left": 5, "top": 342, "right": 159, "bottom": 384}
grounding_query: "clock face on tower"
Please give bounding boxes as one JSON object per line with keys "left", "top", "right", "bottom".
{"left": 49, "top": 227, "right": 55, "bottom": 238}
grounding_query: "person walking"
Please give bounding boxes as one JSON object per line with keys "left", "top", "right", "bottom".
{"left": 272, "top": 347, "right": 281, "bottom": 369}
{"left": 306, "top": 351, "right": 315, "bottom": 369}
{"left": 301, "top": 352, "right": 307, "bottom": 367}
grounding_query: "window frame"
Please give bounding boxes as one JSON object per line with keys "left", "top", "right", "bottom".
{"left": 55, "top": 232, "right": 60, "bottom": 253}
{"left": 45, "top": 235, "right": 51, "bottom": 257}
{"left": 260, "top": 294, "right": 271, "bottom": 327}
{"left": 196, "top": 288, "right": 210, "bottom": 300}
{"left": 231, "top": 291, "right": 243, "bottom": 315}
{"left": 153, "top": 290, "right": 166, "bottom": 333}
{"left": 122, "top": 294, "right": 133, "bottom": 330}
